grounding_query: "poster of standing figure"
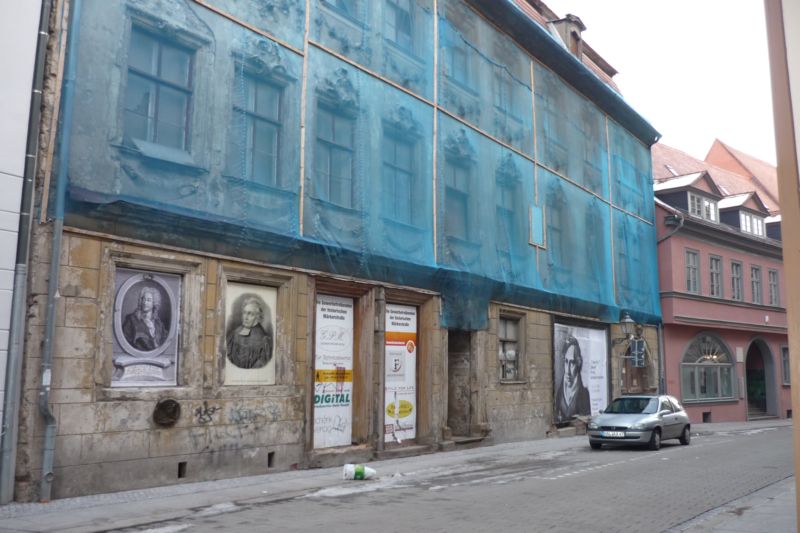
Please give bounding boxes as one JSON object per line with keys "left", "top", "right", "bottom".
{"left": 553, "top": 322, "right": 608, "bottom": 423}
{"left": 112, "top": 268, "right": 181, "bottom": 386}
{"left": 224, "top": 282, "right": 277, "bottom": 386}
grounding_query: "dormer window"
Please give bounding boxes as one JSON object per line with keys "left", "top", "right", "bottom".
{"left": 688, "top": 192, "right": 717, "bottom": 222}
{"left": 740, "top": 212, "right": 765, "bottom": 237}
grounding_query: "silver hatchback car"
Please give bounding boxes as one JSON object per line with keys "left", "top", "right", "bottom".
{"left": 587, "top": 395, "right": 691, "bottom": 450}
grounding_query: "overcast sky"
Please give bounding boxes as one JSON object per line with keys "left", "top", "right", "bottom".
{"left": 543, "top": 0, "right": 776, "bottom": 165}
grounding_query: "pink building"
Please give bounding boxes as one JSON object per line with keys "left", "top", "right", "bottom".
{"left": 653, "top": 143, "right": 790, "bottom": 423}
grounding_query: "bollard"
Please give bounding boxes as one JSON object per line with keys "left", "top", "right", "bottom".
{"left": 343, "top": 463, "right": 376, "bottom": 480}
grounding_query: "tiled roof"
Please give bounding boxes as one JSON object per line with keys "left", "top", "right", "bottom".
{"left": 705, "top": 140, "right": 780, "bottom": 210}
{"left": 652, "top": 143, "right": 780, "bottom": 215}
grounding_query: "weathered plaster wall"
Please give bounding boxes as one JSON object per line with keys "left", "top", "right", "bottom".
{"left": 483, "top": 304, "right": 553, "bottom": 441}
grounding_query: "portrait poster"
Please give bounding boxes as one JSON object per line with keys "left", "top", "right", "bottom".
{"left": 384, "top": 304, "right": 417, "bottom": 443}
{"left": 553, "top": 322, "right": 608, "bottom": 423}
{"left": 313, "top": 294, "right": 354, "bottom": 449}
{"left": 224, "top": 282, "right": 277, "bottom": 386}
{"left": 112, "top": 268, "right": 181, "bottom": 387}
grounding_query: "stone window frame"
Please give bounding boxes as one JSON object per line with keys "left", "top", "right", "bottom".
{"left": 213, "top": 263, "right": 299, "bottom": 396}
{"left": 95, "top": 245, "right": 205, "bottom": 402}
{"left": 495, "top": 307, "right": 527, "bottom": 384}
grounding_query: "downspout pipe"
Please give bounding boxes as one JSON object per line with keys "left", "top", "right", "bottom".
{"left": 0, "top": 0, "right": 53, "bottom": 505}
{"left": 38, "top": 0, "right": 82, "bottom": 503}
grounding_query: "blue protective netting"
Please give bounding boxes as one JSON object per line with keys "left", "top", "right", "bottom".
{"left": 59, "top": 0, "right": 661, "bottom": 329}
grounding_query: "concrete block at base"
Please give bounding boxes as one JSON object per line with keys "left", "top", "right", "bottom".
{"left": 557, "top": 426, "right": 576, "bottom": 437}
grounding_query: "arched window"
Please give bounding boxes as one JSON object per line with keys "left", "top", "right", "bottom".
{"left": 681, "top": 334, "right": 735, "bottom": 401}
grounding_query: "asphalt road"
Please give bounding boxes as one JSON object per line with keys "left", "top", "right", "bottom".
{"left": 107, "top": 424, "right": 793, "bottom": 533}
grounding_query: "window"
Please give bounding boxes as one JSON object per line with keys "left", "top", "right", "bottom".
{"left": 498, "top": 317, "right": 521, "bottom": 381}
{"left": 385, "top": 0, "right": 412, "bottom": 50}
{"left": 681, "top": 334, "right": 735, "bottom": 401}
{"left": 709, "top": 255, "right": 723, "bottom": 298}
{"left": 494, "top": 74, "right": 513, "bottom": 113}
{"left": 227, "top": 70, "right": 281, "bottom": 186}
{"left": 315, "top": 107, "right": 355, "bottom": 208}
{"left": 782, "top": 346, "right": 791, "bottom": 386}
{"left": 382, "top": 134, "right": 414, "bottom": 224}
{"left": 685, "top": 250, "right": 699, "bottom": 294}
{"left": 688, "top": 193, "right": 717, "bottom": 222}
{"left": 751, "top": 265, "right": 762, "bottom": 304}
{"left": 731, "top": 261, "right": 743, "bottom": 301}
{"left": 329, "top": 0, "right": 356, "bottom": 15}
{"left": 124, "top": 27, "right": 193, "bottom": 150}
{"left": 740, "top": 212, "right": 765, "bottom": 237}
{"left": 445, "top": 159, "right": 470, "bottom": 240}
{"left": 496, "top": 179, "right": 515, "bottom": 252}
{"left": 769, "top": 269, "right": 780, "bottom": 306}
{"left": 447, "top": 42, "right": 470, "bottom": 86}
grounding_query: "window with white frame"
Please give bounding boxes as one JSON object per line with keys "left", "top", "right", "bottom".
{"left": 709, "top": 255, "right": 723, "bottom": 298}
{"left": 124, "top": 27, "right": 194, "bottom": 150}
{"left": 444, "top": 158, "right": 471, "bottom": 241}
{"left": 681, "top": 334, "right": 735, "bottom": 401}
{"left": 685, "top": 250, "right": 699, "bottom": 294}
{"left": 740, "top": 212, "right": 765, "bottom": 237}
{"left": 688, "top": 192, "right": 717, "bottom": 222}
{"left": 227, "top": 69, "right": 282, "bottom": 186}
{"left": 382, "top": 132, "right": 415, "bottom": 224}
{"left": 769, "top": 269, "right": 780, "bottom": 306}
{"left": 782, "top": 346, "right": 791, "bottom": 385}
{"left": 498, "top": 316, "right": 521, "bottom": 381}
{"left": 315, "top": 106, "right": 355, "bottom": 208}
{"left": 385, "top": 0, "right": 413, "bottom": 51}
{"left": 751, "top": 265, "right": 762, "bottom": 304}
{"left": 731, "top": 261, "right": 743, "bottom": 301}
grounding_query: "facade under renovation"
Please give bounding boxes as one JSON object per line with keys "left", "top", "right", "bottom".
{"left": 3, "top": 0, "right": 661, "bottom": 500}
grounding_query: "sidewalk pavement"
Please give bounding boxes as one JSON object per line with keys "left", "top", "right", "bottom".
{"left": 0, "top": 419, "right": 794, "bottom": 532}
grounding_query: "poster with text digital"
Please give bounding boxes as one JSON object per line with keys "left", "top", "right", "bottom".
{"left": 553, "top": 323, "right": 608, "bottom": 419}
{"left": 313, "top": 294, "right": 354, "bottom": 449}
{"left": 385, "top": 304, "right": 417, "bottom": 443}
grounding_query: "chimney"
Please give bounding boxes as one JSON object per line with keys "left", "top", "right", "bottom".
{"left": 551, "top": 14, "right": 586, "bottom": 60}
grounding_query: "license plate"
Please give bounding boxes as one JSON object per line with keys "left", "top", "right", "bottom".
{"left": 601, "top": 431, "right": 625, "bottom": 438}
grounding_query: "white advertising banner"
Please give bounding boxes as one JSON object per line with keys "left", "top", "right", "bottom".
{"left": 553, "top": 322, "right": 608, "bottom": 423}
{"left": 313, "top": 294, "right": 354, "bottom": 449}
{"left": 384, "top": 304, "right": 417, "bottom": 442}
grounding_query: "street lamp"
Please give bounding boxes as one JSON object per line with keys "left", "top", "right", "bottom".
{"left": 613, "top": 311, "right": 637, "bottom": 345}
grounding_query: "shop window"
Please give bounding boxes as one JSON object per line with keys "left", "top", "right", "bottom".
{"left": 124, "top": 27, "right": 193, "bottom": 151}
{"left": 681, "top": 334, "right": 735, "bottom": 402}
{"left": 227, "top": 69, "right": 282, "bottom": 187}
{"left": 315, "top": 106, "right": 355, "bottom": 208}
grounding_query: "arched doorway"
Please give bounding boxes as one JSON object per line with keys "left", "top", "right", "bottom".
{"left": 745, "top": 340, "right": 776, "bottom": 419}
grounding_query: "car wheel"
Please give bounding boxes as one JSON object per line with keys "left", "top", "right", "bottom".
{"left": 648, "top": 428, "right": 661, "bottom": 451}
{"left": 679, "top": 425, "right": 691, "bottom": 445}
{"left": 590, "top": 441, "right": 602, "bottom": 450}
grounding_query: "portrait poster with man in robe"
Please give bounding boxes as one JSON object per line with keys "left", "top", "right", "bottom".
{"left": 553, "top": 322, "right": 608, "bottom": 424}
{"left": 112, "top": 268, "right": 180, "bottom": 386}
{"left": 224, "top": 282, "right": 277, "bottom": 385}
